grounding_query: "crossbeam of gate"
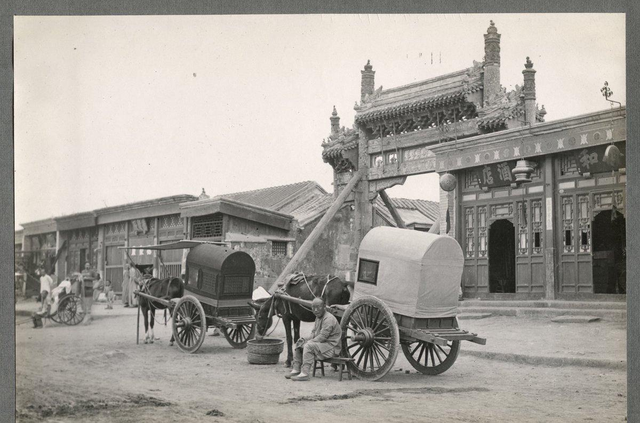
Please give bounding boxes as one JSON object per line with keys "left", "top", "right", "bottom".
{"left": 268, "top": 171, "right": 363, "bottom": 294}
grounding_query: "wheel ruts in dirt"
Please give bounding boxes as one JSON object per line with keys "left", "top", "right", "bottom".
{"left": 401, "top": 339, "right": 460, "bottom": 375}
{"left": 340, "top": 295, "right": 399, "bottom": 381}
{"left": 172, "top": 295, "right": 207, "bottom": 353}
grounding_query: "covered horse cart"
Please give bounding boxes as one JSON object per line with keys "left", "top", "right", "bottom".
{"left": 121, "top": 240, "right": 257, "bottom": 353}
{"left": 273, "top": 227, "right": 485, "bottom": 381}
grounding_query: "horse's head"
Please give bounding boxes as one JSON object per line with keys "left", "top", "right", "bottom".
{"left": 249, "top": 297, "right": 276, "bottom": 337}
{"left": 323, "top": 276, "right": 352, "bottom": 306}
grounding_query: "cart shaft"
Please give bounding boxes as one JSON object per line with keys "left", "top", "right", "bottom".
{"left": 134, "top": 290, "right": 173, "bottom": 308}
{"left": 273, "top": 292, "right": 314, "bottom": 308}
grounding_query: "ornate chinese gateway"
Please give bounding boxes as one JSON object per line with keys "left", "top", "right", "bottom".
{"left": 322, "top": 21, "right": 626, "bottom": 300}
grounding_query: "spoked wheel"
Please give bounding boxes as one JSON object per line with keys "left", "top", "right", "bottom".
{"left": 340, "top": 295, "right": 399, "bottom": 381}
{"left": 59, "top": 295, "right": 85, "bottom": 326}
{"left": 172, "top": 296, "right": 207, "bottom": 353}
{"left": 401, "top": 339, "right": 460, "bottom": 375}
{"left": 222, "top": 321, "right": 256, "bottom": 349}
{"left": 49, "top": 309, "right": 62, "bottom": 324}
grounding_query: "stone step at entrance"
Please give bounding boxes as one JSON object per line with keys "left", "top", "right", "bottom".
{"left": 458, "top": 300, "right": 627, "bottom": 310}
{"left": 457, "top": 305, "right": 626, "bottom": 321}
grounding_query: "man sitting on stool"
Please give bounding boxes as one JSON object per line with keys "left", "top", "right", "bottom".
{"left": 286, "top": 297, "right": 342, "bottom": 382}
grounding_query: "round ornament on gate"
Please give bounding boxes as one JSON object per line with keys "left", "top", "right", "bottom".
{"left": 439, "top": 172, "right": 457, "bottom": 191}
{"left": 603, "top": 144, "right": 622, "bottom": 169}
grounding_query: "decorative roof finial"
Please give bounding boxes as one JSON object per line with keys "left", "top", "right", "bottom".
{"left": 364, "top": 60, "right": 373, "bottom": 71}
{"left": 199, "top": 188, "right": 210, "bottom": 200}
{"left": 332, "top": 105, "right": 338, "bottom": 116}
{"left": 524, "top": 56, "right": 534, "bottom": 69}
{"left": 487, "top": 20, "right": 498, "bottom": 34}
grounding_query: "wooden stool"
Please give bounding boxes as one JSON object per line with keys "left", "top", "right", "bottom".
{"left": 312, "top": 356, "right": 354, "bottom": 381}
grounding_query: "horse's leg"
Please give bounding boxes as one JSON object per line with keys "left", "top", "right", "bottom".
{"left": 142, "top": 306, "right": 150, "bottom": 344}
{"left": 293, "top": 318, "right": 301, "bottom": 342}
{"left": 149, "top": 307, "right": 155, "bottom": 343}
{"left": 282, "top": 315, "right": 293, "bottom": 368}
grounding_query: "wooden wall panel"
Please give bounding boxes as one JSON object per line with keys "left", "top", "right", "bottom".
{"left": 577, "top": 259, "right": 593, "bottom": 293}
{"left": 560, "top": 259, "right": 576, "bottom": 292}
{"left": 531, "top": 260, "right": 545, "bottom": 293}
{"left": 516, "top": 256, "right": 531, "bottom": 292}
{"left": 463, "top": 263, "right": 477, "bottom": 292}
{"left": 477, "top": 260, "right": 489, "bottom": 292}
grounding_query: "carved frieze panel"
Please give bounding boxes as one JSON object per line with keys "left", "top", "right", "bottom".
{"left": 577, "top": 195, "right": 591, "bottom": 253}
{"left": 490, "top": 203, "right": 513, "bottom": 219}
{"left": 531, "top": 200, "right": 543, "bottom": 255}
{"left": 465, "top": 207, "right": 475, "bottom": 258}
{"left": 433, "top": 113, "right": 626, "bottom": 173}
{"left": 477, "top": 206, "right": 487, "bottom": 257}
{"left": 562, "top": 197, "right": 574, "bottom": 253}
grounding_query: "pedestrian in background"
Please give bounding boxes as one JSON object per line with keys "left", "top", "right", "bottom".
{"left": 81, "top": 261, "right": 98, "bottom": 325}
{"left": 128, "top": 262, "right": 139, "bottom": 307}
{"left": 32, "top": 267, "right": 53, "bottom": 328}
{"left": 104, "top": 280, "right": 115, "bottom": 309}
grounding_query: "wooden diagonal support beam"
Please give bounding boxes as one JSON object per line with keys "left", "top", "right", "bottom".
{"left": 378, "top": 189, "right": 406, "bottom": 229}
{"left": 268, "top": 171, "right": 364, "bottom": 294}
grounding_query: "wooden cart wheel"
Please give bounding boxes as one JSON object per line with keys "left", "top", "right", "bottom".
{"left": 401, "top": 317, "right": 461, "bottom": 375}
{"left": 172, "top": 295, "right": 207, "bottom": 353}
{"left": 59, "top": 295, "right": 85, "bottom": 326}
{"left": 401, "top": 339, "right": 460, "bottom": 375}
{"left": 340, "top": 295, "right": 399, "bottom": 381}
{"left": 222, "top": 322, "right": 256, "bottom": 349}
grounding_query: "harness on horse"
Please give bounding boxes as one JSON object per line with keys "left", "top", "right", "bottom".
{"left": 275, "top": 273, "right": 339, "bottom": 315}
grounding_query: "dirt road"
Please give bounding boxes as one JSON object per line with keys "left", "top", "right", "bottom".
{"left": 15, "top": 307, "right": 626, "bottom": 423}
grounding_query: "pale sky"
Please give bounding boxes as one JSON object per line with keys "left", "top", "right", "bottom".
{"left": 14, "top": 14, "right": 625, "bottom": 230}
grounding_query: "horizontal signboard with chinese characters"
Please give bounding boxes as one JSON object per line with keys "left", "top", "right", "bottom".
{"left": 572, "top": 142, "right": 625, "bottom": 174}
{"left": 472, "top": 161, "right": 527, "bottom": 189}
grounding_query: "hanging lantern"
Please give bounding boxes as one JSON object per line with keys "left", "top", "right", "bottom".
{"left": 512, "top": 159, "right": 534, "bottom": 183}
{"left": 603, "top": 144, "right": 622, "bottom": 169}
{"left": 439, "top": 172, "right": 457, "bottom": 191}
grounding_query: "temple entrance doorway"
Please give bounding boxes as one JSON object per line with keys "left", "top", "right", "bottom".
{"left": 489, "top": 219, "right": 515, "bottom": 293}
{"left": 592, "top": 210, "right": 626, "bottom": 294}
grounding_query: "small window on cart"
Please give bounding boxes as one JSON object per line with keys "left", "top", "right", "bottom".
{"left": 357, "top": 259, "right": 379, "bottom": 285}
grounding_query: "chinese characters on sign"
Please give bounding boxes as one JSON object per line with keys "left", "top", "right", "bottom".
{"left": 474, "top": 161, "right": 519, "bottom": 188}
{"left": 572, "top": 143, "right": 625, "bottom": 174}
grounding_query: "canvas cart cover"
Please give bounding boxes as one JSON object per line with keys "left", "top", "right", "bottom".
{"left": 354, "top": 227, "right": 463, "bottom": 318}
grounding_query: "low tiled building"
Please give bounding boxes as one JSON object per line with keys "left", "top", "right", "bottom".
{"left": 16, "top": 183, "right": 438, "bottom": 292}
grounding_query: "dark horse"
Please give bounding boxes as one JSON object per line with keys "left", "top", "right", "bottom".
{"left": 250, "top": 274, "right": 351, "bottom": 367}
{"left": 137, "top": 277, "right": 184, "bottom": 345}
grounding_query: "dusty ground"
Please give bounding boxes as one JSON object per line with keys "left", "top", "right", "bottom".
{"left": 15, "top": 300, "right": 627, "bottom": 423}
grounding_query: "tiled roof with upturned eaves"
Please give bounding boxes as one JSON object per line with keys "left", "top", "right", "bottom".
{"left": 354, "top": 64, "right": 484, "bottom": 124}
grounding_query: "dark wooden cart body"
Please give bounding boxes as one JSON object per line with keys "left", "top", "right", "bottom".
{"left": 124, "top": 240, "right": 257, "bottom": 353}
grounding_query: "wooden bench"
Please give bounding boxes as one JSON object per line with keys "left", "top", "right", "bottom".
{"left": 312, "top": 356, "right": 354, "bottom": 381}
